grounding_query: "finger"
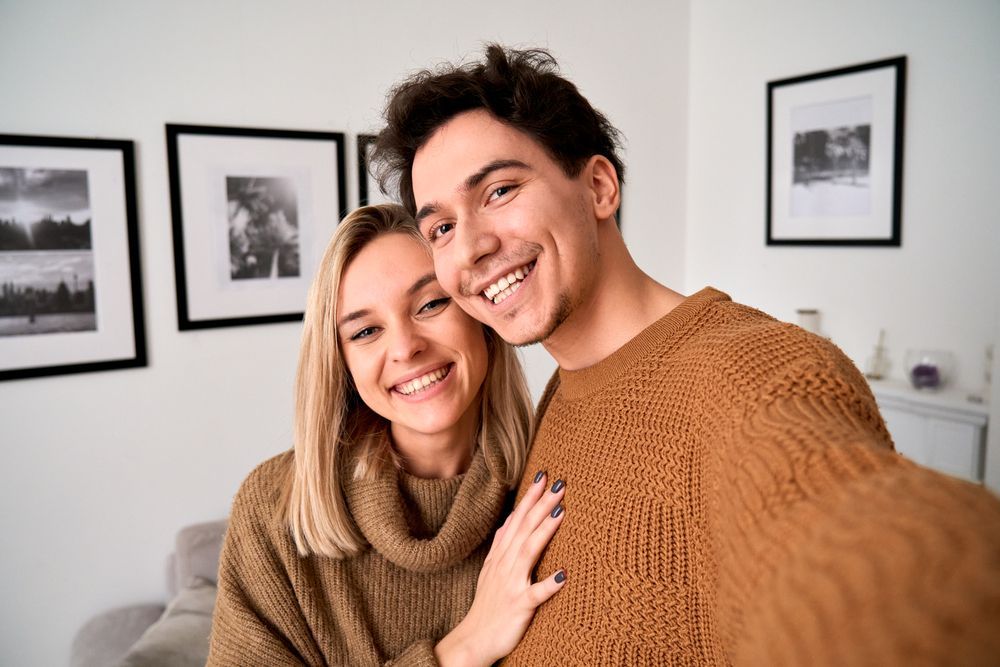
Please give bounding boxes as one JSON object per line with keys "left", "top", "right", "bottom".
{"left": 497, "top": 470, "right": 548, "bottom": 553}
{"left": 525, "top": 569, "right": 568, "bottom": 609}
{"left": 510, "top": 478, "right": 565, "bottom": 549}
{"left": 517, "top": 502, "right": 565, "bottom": 570}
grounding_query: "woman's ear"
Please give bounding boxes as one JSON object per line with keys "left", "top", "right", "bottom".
{"left": 585, "top": 155, "right": 621, "bottom": 222}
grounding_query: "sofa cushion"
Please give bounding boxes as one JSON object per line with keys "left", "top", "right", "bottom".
{"left": 116, "top": 578, "right": 217, "bottom": 667}
{"left": 167, "top": 519, "right": 227, "bottom": 597}
{"left": 70, "top": 603, "right": 165, "bottom": 667}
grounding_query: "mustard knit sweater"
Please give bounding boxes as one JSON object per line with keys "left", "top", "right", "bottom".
{"left": 506, "top": 287, "right": 1000, "bottom": 666}
{"left": 208, "top": 435, "right": 509, "bottom": 666}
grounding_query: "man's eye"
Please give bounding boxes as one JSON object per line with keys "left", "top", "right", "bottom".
{"left": 429, "top": 222, "right": 454, "bottom": 241}
{"left": 350, "top": 326, "right": 378, "bottom": 341}
{"left": 419, "top": 297, "right": 451, "bottom": 314}
{"left": 488, "top": 184, "right": 515, "bottom": 202}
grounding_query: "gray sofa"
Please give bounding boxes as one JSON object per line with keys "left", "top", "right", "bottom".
{"left": 70, "top": 520, "right": 228, "bottom": 667}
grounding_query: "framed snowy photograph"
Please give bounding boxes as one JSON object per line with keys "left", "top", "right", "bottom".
{"left": 0, "top": 134, "right": 146, "bottom": 382}
{"left": 767, "top": 57, "right": 906, "bottom": 246}
{"left": 167, "top": 124, "right": 346, "bottom": 330}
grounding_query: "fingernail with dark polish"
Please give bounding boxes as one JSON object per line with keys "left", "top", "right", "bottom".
{"left": 550, "top": 479, "right": 565, "bottom": 493}
{"left": 533, "top": 470, "right": 545, "bottom": 484}
{"left": 555, "top": 570, "right": 566, "bottom": 584}
{"left": 550, "top": 504, "right": 564, "bottom": 518}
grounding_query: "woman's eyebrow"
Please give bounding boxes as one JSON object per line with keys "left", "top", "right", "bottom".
{"left": 407, "top": 272, "right": 437, "bottom": 296}
{"left": 338, "top": 308, "right": 370, "bottom": 328}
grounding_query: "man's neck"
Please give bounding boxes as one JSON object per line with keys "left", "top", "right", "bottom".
{"left": 542, "top": 228, "right": 685, "bottom": 371}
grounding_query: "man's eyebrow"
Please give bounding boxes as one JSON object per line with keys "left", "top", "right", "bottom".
{"left": 461, "top": 159, "right": 530, "bottom": 193}
{"left": 414, "top": 159, "right": 531, "bottom": 225}
{"left": 414, "top": 203, "right": 438, "bottom": 226}
{"left": 337, "top": 273, "right": 436, "bottom": 328}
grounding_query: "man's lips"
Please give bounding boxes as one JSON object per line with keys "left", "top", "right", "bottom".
{"left": 479, "top": 260, "right": 536, "bottom": 305}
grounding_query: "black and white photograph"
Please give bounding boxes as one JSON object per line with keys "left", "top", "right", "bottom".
{"left": 226, "top": 175, "right": 300, "bottom": 280}
{"left": 167, "top": 124, "right": 346, "bottom": 330}
{"left": 767, "top": 57, "right": 905, "bottom": 245}
{"left": 791, "top": 98, "right": 871, "bottom": 217}
{"left": 0, "top": 168, "right": 97, "bottom": 337}
{"left": 0, "top": 135, "right": 145, "bottom": 381}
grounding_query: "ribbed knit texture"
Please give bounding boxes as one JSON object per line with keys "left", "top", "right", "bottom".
{"left": 208, "top": 436, "right": 509, "bottom": 666}
{"left": 505, "top": 287, "right": 1000, "bottom": 666}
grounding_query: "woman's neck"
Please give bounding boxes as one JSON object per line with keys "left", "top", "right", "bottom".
{"left": 389, "top": 403, "right": 479, "bottom": 479}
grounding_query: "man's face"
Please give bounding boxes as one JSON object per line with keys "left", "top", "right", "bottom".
{"left": 411, "top": 109, "right": 600, "bottom": 346}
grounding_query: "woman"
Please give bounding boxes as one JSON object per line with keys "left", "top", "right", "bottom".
{"left": 209, "top": 204, "right": 566, "bottom": 666}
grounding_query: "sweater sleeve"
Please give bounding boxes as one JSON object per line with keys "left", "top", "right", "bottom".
{"left": 715, "top": 352, "right": 1000, "bottom": 665}
{"left": 208, "top": 462, "right": 323, "bottom": 667}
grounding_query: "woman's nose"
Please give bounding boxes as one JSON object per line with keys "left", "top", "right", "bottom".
{"left": 387, "top": 321, "right": 427, "bottom": 362}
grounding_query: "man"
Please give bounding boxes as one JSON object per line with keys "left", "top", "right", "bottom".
{"left": 373, "top": 45, "right": 1000, "bottom": 665}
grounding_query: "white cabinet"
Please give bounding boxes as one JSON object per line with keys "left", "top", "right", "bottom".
{"left": 869, "top": 380, "right": 989, "bottom": 483}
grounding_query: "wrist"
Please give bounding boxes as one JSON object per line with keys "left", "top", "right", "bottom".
{"left": 435, "top": 624, "right": 477, "bottom": 667}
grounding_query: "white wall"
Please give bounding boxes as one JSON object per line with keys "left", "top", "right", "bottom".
{"left": 0, "top": 2, "right": 688, "bottom": 665}
{"left": 686, "top": 0, "right": 1000, "bottom": 393}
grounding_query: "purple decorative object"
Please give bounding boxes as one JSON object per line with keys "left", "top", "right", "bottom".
{"left": 910, "top": 363, "right": 941, "bottom": 389}
{"left": 904, "top": 350, "right": 955, "bottom": 391}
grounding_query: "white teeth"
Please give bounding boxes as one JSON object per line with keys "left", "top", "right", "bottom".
{"left": 396, "top": 366, "right": 448, "bottom": 396}
{"left": 492, "top": 280, "right": 523, "bottom": 305}
{"left": 482, "top": 262, "right": 534, "bottom": 303}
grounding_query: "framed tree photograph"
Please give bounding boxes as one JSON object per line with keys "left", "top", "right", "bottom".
{"left": 767, "top": 56, "right": 906, "bottom": 246}
{"left": 0, "top": 134, "right": 146, "bottom": 382}
{"left": 357, "top": 133, "right": 395, "bottom": 207}
{"left": 166, "top": 124, "right": 347, "bottom": 330}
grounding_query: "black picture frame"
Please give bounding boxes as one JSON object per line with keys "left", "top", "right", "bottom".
{"left": 357, "top": 133, "right": 396, "bottom": 207}
{"left": 766, "top": 56, "right": 906, "bottom": 246}
{"left": 0, "top": 134, "right": 146, "bottom": 382}
{"left": 166, "top": 124, "right": 347, "bottom": 330}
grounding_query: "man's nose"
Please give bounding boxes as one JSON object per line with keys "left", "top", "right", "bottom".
{"left": 455, "top": 213, "right": 500, "bottom": 268}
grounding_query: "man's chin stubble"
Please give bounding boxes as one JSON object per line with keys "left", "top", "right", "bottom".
{"left": 511, "top": 293, "right": 573, "bottom": 348}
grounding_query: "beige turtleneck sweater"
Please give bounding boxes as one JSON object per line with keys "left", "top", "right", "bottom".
{"left": 506, "top": 287, "right": 1000, "bottom": 665}
{"left": 208, "top": 438, "right": 508, "bottom": 666}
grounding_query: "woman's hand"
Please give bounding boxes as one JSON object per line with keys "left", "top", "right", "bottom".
{"left": 434, "top": 471, "right": 567, "bottom": 667}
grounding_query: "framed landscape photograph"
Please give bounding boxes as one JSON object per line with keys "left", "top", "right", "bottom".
{"left": 0, "top": 134, "right": 146, "bottom": 382}
{"left": 356, "top": 133, "right": 395, "bottom": 207}
{"left": 166, "top": 124, "right": 347, "bottom": 330}
{"left": 767, "top": 56, "right": 906, "bottom": 246}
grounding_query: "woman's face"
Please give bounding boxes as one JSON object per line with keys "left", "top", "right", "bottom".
{"left": 337, "top": 233, "right": 489, "bottom": 445}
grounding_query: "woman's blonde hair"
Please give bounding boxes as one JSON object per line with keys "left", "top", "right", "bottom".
{"left": 279, "top": 203, "right": 532, "bottom": 558}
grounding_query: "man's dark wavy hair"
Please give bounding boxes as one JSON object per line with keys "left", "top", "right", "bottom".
{"left": 372, "top": 44, "right": 625, "bottom": 214}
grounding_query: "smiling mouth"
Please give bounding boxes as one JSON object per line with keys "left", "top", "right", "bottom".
{"left": 481, "top": 260, "right": 536, "bottom": 305}
{"left": 393, "top": 364, "right": 453, "bottom": 396}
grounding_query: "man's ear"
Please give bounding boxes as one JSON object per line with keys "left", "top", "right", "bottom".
{"left": 584, "top": 155, "right": 621, "bottom": 222}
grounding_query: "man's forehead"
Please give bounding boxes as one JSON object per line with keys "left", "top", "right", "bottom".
{"left": 412, "top": 111, "right": 541, "bottom": 206}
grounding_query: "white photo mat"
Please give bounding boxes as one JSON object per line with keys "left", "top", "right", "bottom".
{"left": 167, "top": 125, "right": 346, "bottom": 329}
{"left": 767, "top": 57, "right": 905, "bottom": 245}
{"left": 0, "top": 137, "right": 144, "bottom": 379}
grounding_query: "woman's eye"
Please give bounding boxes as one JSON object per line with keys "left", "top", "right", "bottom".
{"left": 419, "top": 297, "right": 450, "bottom": 314}
{"left": 350, "top": 326, "right": 378, "bottom": 341}
{"left": 429, "top": 222, "right": 454, "bottom": 241}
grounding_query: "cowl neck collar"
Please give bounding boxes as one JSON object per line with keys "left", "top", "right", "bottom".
{"left": 344, "top": 438, "right": 508, "bottom": 573}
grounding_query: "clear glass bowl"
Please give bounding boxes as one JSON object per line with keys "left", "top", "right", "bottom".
{"left": 904, "top": 350, "right": 955, "bottom": 390}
